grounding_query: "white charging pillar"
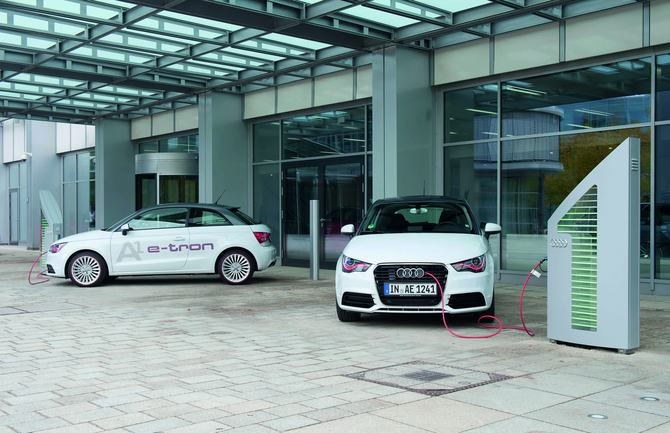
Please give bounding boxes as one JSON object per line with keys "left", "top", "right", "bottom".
{"left": 547, "top": 137, "right": 640, "bottom": 354}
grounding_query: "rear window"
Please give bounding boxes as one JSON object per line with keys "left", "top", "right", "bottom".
{"left": 360, "top": 202, "right": 477, "bottom": 234}
{"left": 230, "top": 208, "right": 259, "bottom": 225}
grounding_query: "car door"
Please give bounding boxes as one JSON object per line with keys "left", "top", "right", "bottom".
{"left": 186, "top": 208, "right": 236, "bottom": 271}
{"left": 110, "top": 206, "right": 190, "bottom": 274}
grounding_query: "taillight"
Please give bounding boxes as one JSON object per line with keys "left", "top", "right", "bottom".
{"left": 254, "top": 232, "right": 271, "bottom": 244}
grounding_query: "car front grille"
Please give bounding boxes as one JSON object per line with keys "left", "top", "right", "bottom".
{"left": 374, "top": 264, "right": 447, "bottom": 307}
{"left": 342, "top": 292, "right": 375, "bottom": 309}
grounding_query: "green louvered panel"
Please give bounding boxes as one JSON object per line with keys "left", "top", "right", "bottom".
{"left": 557, "top": 186, "right": 598, "bottom": 332}
{"left": 40, "top": 213, "right": 48, "bottom": 267}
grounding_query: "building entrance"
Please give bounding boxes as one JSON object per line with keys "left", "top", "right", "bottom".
{"left": 282, "top": 157, "right": 365, "bottom": 269}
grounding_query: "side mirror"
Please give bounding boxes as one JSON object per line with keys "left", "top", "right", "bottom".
{"left": 121, "top": 223, "right": 132, "bottom": 236}
{"left": 483, "top": 222, "right": 502, "bottom": 239}
{"left": 341, "top": 224, "right": 355, "bottom": 237}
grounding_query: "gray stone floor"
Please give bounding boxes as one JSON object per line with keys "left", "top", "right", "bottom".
{"left": 1, "top": 245, "right": 669, "bottom": 433}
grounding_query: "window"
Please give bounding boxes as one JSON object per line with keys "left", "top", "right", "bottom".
{"left": 138, "top": 134, "right": 198, "bottom": 154}
{"left": 128, "top": 208, "right": 188, "bottom": 230}
{"left": 190, "top": 209, "right": 231, "bottom": 226}
{"left": 62, "top": 151, "right": 95, "bottom": 236}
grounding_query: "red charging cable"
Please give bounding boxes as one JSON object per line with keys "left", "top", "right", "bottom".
{"left": 426, "top": 257, "right": 545, "bottom": 338}
{"left": 29, "top": 251, "right": 49, "bottom": 285}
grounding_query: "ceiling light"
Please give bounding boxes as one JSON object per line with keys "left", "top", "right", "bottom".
{"left": 567, "top": 123, "right": 592, "bottom": 129}
{"left": 505, "top": 85, "right": 547, "bottom": 96}
{"left": 466, "top": 108, "right": 497, "bottom": 115}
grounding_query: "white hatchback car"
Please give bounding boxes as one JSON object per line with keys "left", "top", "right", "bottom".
{"left": 335, "top": 196, "right": 501, "bottom": 322}
{"left": 46, "top": 203, "right": 276, "bottom": 287}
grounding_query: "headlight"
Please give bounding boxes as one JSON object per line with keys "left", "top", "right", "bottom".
{"left": 452, "top": 254, "right": 486, "bottom": 273}
{"left": 341, "top": 255, "right": 371, "bottom": 273}
{"left": 49, "top": 242, "right": 67, "bottom": 253}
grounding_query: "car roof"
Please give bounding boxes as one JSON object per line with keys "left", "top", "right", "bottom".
{"left": 372, "top": 195, "right": 469, "bottom": 205}
{"left": 140, "top": 203, "right": 239, "bottom": 212}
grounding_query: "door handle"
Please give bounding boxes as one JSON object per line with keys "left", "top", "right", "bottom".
{"left": 174, "top": 237, "right": 185, "bottom": 241}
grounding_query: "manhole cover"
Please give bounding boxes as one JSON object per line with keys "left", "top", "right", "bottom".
{"left": 345, "top": 361, "right": 514, "bottom": 396}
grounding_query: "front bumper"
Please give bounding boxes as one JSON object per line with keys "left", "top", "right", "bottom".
{"left": 336, "top": 262, "right": 493, "bottom": 314}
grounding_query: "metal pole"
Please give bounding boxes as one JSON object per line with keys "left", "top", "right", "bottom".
{"left": 310, "top": 199, "right": 319, "bottom": 280}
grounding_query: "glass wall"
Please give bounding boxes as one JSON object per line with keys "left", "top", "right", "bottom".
{"left": 63, "top": 151, "right": 95, "bottom": 237}
{"left": 444, "top": 55, "right": 659, "bottom": 279}
{"left": 282, "top": 108, "right": 366, "bottom": 159}
{"left": 8, "top": 163, "right": 27, "bottom": 244}
{"left": 138, "top": 133, "right": 199, "bottom": 154}
{"left": 656, "top": 125, "right": 670, "bottom": 279}
{"left": 253, "top": 105, "right": 372, "bottom": 265}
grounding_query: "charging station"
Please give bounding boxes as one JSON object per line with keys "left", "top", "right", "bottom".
{"left": 39, "top": 190, "right": 63, "bottom": 268}
{"left": 547, "top": 137, "right": 640, "bottom": 354}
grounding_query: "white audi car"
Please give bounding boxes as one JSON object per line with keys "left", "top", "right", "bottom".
{"left": 335, "top": 196, "right": 501, "bottom": 322}
{"left": 46, "top": 203, "right": 276, "bottom": 287}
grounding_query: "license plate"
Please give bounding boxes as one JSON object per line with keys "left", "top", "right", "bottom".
{"left": 384, "top": 282, "right": 437, "bottom": 296}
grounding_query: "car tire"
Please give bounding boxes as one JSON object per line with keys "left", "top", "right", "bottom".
{"left": 336, "top": 302, "right": 361, "bottom": 322}
{"left": 68, "top": 252, "right": 108, "bottom": 287}
{"left": 218, "top": 249, "right": 255, "bottom": 284}
{"left": 474, "top": 292, "right": 495, "bottom": 323}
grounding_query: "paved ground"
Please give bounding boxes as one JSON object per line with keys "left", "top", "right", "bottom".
{"left": 1, "top": 245, "right": 669, "bottom": 433}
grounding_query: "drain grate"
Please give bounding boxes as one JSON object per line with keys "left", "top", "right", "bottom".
{"left": 345, "top": 361, "right": 514, "bottom": 396}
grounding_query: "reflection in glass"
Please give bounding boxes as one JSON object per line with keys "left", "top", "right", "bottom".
{"left": 502, "top": 58, "right": 651, "bottom": 136}
{"left": 501, "top": 128, "right": 650, "bottom": 272}
{"left": 657, "top": 54, "right": 670, "bottom": 121}
{"left": 77, "top": 152, "right": 95, "bottom": 181}
{"left": 136, "top": 174, "right": 157, "bottom": 210}
{"left": 253, "top": 164, "right": 280, "bottom": 250}
{"left": 159, "top": 175, "right": 198, "bottom": 204}
{"left": 324, "top": 163, "right": 364, "bottom": 262}
{"left": 284, "top": 166, "right": 317, "bottom": 261}
{"left": 444, "top": 144, "right": 498, "bottom": 262}
{"left": 444, "top": 85, "right": 498, "bottom": 143}
{"left": 253, "top": 122, "right": 280, "bottom": 162}
{"left": 138, "top": 134, "right": 198, "bottom": 154}
{"left": 283, "top": 108, "right": 366, "bottom": 159}
{"left": 78, "top": 181, "right": 96, "bottom": 232}
{"left": 655, "top": 125, "right": 670, "bottom": 279}
{"left": 63, "top": 183, "right": 76, "bottom": 237}
{"left": 64, "top": 154, "right": 76, "bottom": 182}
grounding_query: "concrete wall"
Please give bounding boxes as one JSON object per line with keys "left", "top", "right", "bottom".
{"left": 244, "top": 65, "right": 373, "bottom": 120}
{"left": 95, "top": 118, "right": 135, "bottom": 230}
{"left": 198, "top": 92, "right": 248, "bottom": 211}
{"left": 435, "top": 2, "right": 660, "bottom": 85}
{"left": 373, "top": 46, "right": 435, "bottom": 200}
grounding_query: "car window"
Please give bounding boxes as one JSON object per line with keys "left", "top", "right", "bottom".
{"left": 360, "top": 202, "right": 476, "bottom": 234}
{"left": 189, "top": 209, "right": 231, "bottom": 227}
{"left": 230, "top": 208, "right": 259, "bottom": 225}
{"left": 127, "top": 207, "right": 188, "bottom": 230}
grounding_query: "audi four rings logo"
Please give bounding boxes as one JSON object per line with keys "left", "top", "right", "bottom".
{"left": 396, "top": 268, "right": 425, "bottom": 278}
{"left": 550, "top": 239, "right": 569, "bottom": 248}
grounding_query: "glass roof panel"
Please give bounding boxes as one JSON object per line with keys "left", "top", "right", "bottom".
{"left": 341, "top": 5, "right": 419, "bottom": 28}
{"left": 263, "top": 33, "right": 330, "bottom": 51}
{"left": 157, "top": 11, "right": 243, "bottom": 32}
{"left": 414, "top": 0, "right": 489, "bottom": 12}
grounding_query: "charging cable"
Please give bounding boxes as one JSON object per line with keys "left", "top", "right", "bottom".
{"left": 426, "top": 257, "right": 546, "bottom": 339}
{"left": 29, "top": 251, "right": 49, "bottom": 285}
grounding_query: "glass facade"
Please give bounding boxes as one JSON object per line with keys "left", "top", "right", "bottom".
{"left": 253, "top": 105, "right": 371, "bottom": 267}
{"left": 282, "top": 108, "right": 366, "bottom": 159}
{"left": 63, "top": 151, "right": 96, "bottom": 237}
{"left": 444, "top": 55, "right": 662, "bottom": 280}
{"left": 138, "top": 134, "right": 199, "bottom": 154}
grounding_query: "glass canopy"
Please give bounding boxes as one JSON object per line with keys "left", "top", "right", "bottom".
{"left": 0, "top": 0, "right": 642, "bottom": 123}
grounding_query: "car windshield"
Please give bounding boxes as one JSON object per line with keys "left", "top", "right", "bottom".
{"left": 359, "top": 201, "right": 478, "bottom": 235}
